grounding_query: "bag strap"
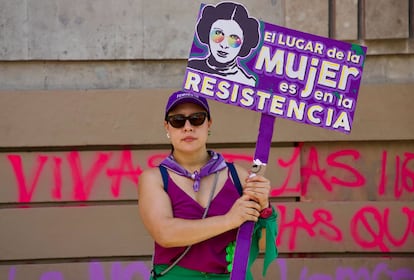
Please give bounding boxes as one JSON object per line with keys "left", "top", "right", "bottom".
{"left": 159, "top": 165, "right": 169, "bottom": 192}
{"left": 226, "top": 162, "right": 243, "bottom": 196}
{"left": 152, "top": 169, "right": 220, "bottom": 278}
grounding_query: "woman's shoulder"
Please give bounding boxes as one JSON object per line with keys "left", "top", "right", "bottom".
{"left": 234, "top": 67, "right": 256, "bottom": 86}
{"left": 139, "top": 167, "right": 164, "bottom": 188}
{"left": 188, "top": 58, "right": 210, "bottom": 71}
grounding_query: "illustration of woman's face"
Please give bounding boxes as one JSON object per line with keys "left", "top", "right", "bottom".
{"left": 209, "top": 19, "right": 243, "bottom": 64}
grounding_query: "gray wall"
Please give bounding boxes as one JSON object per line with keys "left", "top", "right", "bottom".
{"left": 0, "top": 0, "right": 413, "bottom": 90}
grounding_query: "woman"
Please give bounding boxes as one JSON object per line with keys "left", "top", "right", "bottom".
{"left": 188, "top": 2, "right": 260, "bottom": 86}
{"left": 138, "top": 91, "right": 277, "bottom": 279}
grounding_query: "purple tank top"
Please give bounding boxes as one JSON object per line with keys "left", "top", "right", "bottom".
{"left": 153, "top": 170, "right": 241, "bottom": 274}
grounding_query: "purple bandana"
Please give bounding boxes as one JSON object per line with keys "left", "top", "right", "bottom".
{"left": 160, "top": 150, "right": 227, "bottom": 192}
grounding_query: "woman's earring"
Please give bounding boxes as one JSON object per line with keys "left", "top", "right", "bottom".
{"left": 208, "top": 130, "right": 211, "bottom": 136}
{"left": 166, "top": 133, "right": 170, "bottom": 139}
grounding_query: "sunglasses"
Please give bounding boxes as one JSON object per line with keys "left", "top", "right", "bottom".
{"left": 210, "top": 29, "right": 242, "bottom": 48}
{"left": 166, "top": 112, "right": 208, "bottom": 128}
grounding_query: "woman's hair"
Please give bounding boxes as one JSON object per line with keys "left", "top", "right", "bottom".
{"left": 196, "top": 2, "right": 260, "bottom": 58}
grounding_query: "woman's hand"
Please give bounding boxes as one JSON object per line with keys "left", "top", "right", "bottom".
{"left": 225, "top": 194, "right": 261, "bottom": 228}
{"left": 243, "top": 174, "right": 271, "bottom": 211}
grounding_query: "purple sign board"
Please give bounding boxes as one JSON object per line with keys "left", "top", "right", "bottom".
{"left": 182, "top": 2, "right": 367, "bottom": 134}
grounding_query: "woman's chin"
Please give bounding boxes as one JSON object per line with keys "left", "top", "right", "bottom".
{"left": 212, "top": 55, "right": 230, "bottom": 64}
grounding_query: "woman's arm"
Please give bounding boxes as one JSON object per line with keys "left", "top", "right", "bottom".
{"left": 137, "top": 168, "right": 262, "bottom": 248}
{"left": 233, "top": 163, "right": 273, "bottom": 251}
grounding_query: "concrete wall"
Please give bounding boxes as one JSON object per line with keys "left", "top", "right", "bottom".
{"left": 1, "top": 0, "right": 413, "bottom": 279}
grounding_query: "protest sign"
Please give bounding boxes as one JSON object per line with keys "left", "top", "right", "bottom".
{"left": 183, "top": 2, "right": 367, "bottom": 134}
{"left": 182, "top": 2, "right": 367, "bottom": 279}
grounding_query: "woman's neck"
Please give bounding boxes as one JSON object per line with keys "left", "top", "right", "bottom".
{"left": 207, "top": 56, "right": 237, "bottom": 71}
{"left": 171, "top": 149, "right": 211, "bottom": 173}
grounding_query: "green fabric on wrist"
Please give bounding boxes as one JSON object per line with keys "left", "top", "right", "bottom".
{"left": 246, "top": 205, "right": 278, "bottom": 280}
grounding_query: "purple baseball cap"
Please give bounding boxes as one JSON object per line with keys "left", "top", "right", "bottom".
{"left": 165, "top": 91, "right": 210, "bottom": 119}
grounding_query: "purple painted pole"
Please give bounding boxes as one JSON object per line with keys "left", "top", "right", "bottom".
{"left": 230, "top": 114, "right": 275, "bottom": 280}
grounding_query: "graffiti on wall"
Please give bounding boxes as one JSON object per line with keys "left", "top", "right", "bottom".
{"left": 4, "top": 145, "right": 414, "bottom": 203}
{"left": 6, "top": 150, "right": 147, "bottom": 202}
{"left": 5, "top": 259, "right": 414, "bottom": 280}
{"left": 276, "top": 203, "right": 414, "bottom": 252}
{"left": 2, "top": 145, "right": 414, "bottom": 253}
{"left": 273, "top": 144, "right": 414, "bottom": 199}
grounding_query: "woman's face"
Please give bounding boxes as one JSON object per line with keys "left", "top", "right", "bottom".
{"left": 209, "top": 19, "right": 243, "bottom": 64}
{"left": 164, "top": 103, "right": 211, "bottom": 154}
